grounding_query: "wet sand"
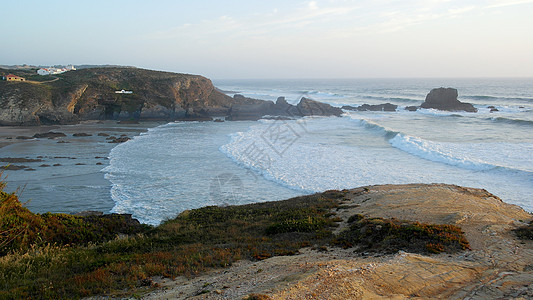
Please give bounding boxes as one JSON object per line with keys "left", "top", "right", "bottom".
{"left": 0, "top": 121, "right": 162, "bottom": 214}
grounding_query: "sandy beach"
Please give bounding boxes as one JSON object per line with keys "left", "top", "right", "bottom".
{"left": 0, "top": 121, "right": 161, "bottom": 214}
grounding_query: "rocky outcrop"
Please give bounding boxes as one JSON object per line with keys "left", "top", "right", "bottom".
{"left": 420, "top": 88, "right": 477, "bottom": 112}
{"left": 296, "top": 97, "right": 343, "bottom": 116}
{"left": 0, "top": 67, "right": 246, "bottom": 125}
{"left": 146, "top": 184, "right": 533, "bottom": 300}
{"left": 227, "top": 95, "right": 343, "bottom": 120}
{"left": 0, "top": 67, "right": 348, "bottom": 125}
{"left": 342, "top": 103, "right": 398, "bottom": 112}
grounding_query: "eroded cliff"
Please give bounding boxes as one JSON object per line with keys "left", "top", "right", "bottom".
{"left": 0, "top": 67, "right": 242, "bottom": 125}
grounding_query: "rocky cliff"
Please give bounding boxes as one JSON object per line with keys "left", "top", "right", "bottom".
{"left": 0, "top": 67, "right": 248, "bottom": 125}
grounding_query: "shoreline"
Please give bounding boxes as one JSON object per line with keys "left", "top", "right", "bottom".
{"left": 0, "top": 121, "right": 161, "bottom": 215}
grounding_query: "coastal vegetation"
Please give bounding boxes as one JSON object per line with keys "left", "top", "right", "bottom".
{"left": 514, "top": 221, "right": 533, "bottom": 240}
{"left": 0, "top": 179, "right": 472, "bottom": 299}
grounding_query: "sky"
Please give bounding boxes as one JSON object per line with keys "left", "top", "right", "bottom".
{"left": 2, "top": 0, "right": 533, "bottom": 79}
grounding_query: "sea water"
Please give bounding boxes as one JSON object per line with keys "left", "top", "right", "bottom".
{"left": 105, "top": 78, "right": 533, "bottom": 225}
{"left": 4, "top": 79, "right": 532, "bottom": 225}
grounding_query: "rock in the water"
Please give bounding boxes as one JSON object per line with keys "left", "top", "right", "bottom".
{"left": 420, "top": 88, "right": 477, "bottom": 112}
{"left": 33, "top": 131, "right": 67, "bottom": 139}
{"left": 226, "top": 95, "right": 342, "bottom": 120}
{"left": 405, "top": 106, "right": 419, "bottom": 112}
{"left": 342, "top": 103, "right": 398, "bottom": 112}
{"left": 108, "top": 136, "right": 130, "bottom": 143}
{"left": 357, "top": 103, "right": 398, "bottom": 112}
{"left": 295, "top": 97, "right": 343, "bottom": 116}
{"left": 73, "top": 133, "right": 92, "bottom": 137}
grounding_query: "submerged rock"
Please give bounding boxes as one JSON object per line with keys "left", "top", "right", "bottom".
{"left": 420, "top": 88, "right": 477, "bottom": 112}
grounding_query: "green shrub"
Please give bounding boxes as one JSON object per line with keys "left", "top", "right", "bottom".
{"left": 334, "top": 214, "right": 470, "bottom": 254}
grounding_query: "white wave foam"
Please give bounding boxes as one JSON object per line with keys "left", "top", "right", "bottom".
{"left": 389, "top": 134, "right": 533, "bottom": 173}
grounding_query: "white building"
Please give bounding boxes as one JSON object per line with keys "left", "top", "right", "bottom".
{"left": 115, "top": 90, "right": 133, "bottom": 94}
{"left": 37, "top": 65, "right": 76, "bottom": 76}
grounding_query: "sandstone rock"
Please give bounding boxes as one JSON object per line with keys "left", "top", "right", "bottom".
{"left": 420, "top": 88, "right": 477, "bottom": 112}
{"left": 145, "top": 184, "right": 533, "bottom": 300}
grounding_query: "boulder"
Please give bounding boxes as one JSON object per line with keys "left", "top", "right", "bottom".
{"left": 405, "top": 106, "right": 419, "bottom": 112}
{"left": 420, "top": 88, "right": 477, "bottom": 112}
{"left": 295, "top": 98, "right": 343, "bottom": 116}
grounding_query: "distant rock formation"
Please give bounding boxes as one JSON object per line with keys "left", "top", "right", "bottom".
{"left": 226, "top": 95, "right": 343, "bottom": 121}
{"left": 342, "top": 103, "right": 398, "bottom": 112}
{"left": 420, "top": 88, "right": 477, "bottom": 112}
{"left": 0, "top": 66, "right": 347, "bottom": 125}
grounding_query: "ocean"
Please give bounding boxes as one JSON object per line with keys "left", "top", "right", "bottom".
{"left": 4, "top": 78, "right": 533, "bottom": 225}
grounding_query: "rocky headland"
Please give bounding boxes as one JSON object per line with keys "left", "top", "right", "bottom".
{"left": 0, "top": 67, "right": 342, "bottom": 125}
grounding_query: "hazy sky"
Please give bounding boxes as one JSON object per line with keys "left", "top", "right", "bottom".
{"left": 2, "top": 0, "right": 533, "bottom": 79}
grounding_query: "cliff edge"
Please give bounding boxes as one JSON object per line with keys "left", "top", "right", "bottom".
{"left": 146, "top": 184, "right": 533, "bottom": 299}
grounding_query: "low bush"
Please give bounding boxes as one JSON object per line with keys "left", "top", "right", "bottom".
{"left": 333, "top": 214, "right": 471, "bottom": 254}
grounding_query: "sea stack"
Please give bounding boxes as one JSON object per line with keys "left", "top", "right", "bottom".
{"left": 421, "top": 88, "right": 477, "bottom": 112}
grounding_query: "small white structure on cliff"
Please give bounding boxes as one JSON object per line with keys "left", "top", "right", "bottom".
{"left": 115, "top": 89, "right": 133, "bottom": 94}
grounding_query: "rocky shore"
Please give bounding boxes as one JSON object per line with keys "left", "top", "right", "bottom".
{"left": 144, "top": 184, "right": 532, "bottom": 299}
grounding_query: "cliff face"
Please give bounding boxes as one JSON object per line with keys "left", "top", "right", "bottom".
{"left": 0, "top": 68, "right": 238, "bottom": 125}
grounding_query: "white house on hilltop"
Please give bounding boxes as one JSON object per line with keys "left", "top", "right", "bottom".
{"left": 37, "top": 65, "right": 76, "bottom": 76}
{"left": 115, "top": 89, "right": 133, "bottom": 94}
